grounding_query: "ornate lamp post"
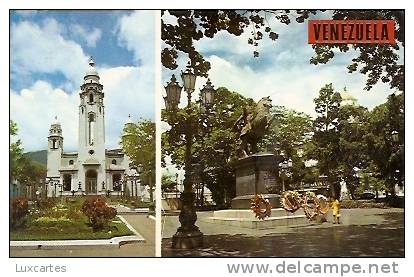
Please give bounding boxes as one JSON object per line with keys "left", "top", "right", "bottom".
{"left": 164, "top": 63, "right": 216, "bottom": 249}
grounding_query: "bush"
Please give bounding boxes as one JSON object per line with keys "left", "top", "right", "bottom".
{"left": 10, "top": 197, "right": 29, "bottom": 229}
{"left": 81, "top": 196, "right": 117, "bottom": 231}
{"left": 36, "top": 198, "right": 56, "bottom": 210}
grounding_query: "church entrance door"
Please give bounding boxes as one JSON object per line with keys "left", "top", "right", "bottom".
{"left": 86, "top": 169, "right": 97, "bottom": 194}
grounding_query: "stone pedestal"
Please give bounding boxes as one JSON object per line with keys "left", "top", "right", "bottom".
{"left": 231, "top": 153, "right": 281, "bottom": 209}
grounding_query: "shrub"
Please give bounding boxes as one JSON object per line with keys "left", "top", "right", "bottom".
{"left": 81, "top": 196, "right": 117, "bottom": 231}
{"left": 36, "top": 198, "right": 56, "bottom": 210}
{"left": 10, "top": 197, "right": 29, "bottom": 229}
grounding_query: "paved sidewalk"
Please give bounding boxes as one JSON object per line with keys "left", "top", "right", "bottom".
{"left": 162, "top": 208, "right": 404, "bottom": 257}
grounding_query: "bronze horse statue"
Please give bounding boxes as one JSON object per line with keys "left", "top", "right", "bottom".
{"left": 234, "top": 96, "right": 273, "bottom": 157}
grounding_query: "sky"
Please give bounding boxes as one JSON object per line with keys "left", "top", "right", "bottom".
{"left": 10, "top": 10, "right": 156, "bottom": 152}
{"left": 162, "top": 10, "right": 404, "bottom": 117}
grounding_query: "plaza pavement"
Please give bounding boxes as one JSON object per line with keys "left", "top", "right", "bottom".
{"left": 162, "top": 208, "right": 404, "bottom": 257}
{"left": 10, "top": 214, "right": 155, "bottom": 257}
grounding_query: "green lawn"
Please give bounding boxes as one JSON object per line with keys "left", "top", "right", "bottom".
{"left": 107, "top": 198, "right": 151, "bottom": 209}
{"left": 11, "top": 198, "right": 134, "bottom": 241}
{"left": 10, "top": 219, "right": 133, "bottom": 241}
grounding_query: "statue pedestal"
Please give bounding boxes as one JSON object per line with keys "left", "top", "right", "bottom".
{"left": 209, "top": 153, "right": 309, "bottom": 229}
{"left": 231, "top": 153, "right": 281, "bottom": 209}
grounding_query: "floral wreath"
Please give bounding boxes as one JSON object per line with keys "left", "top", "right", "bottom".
{"left": 250, "top": 194, "right": 272, "bottom": 220}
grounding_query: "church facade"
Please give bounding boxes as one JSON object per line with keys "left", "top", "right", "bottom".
{"left": 46, "top": 58, "right": 138, "bottom": 197}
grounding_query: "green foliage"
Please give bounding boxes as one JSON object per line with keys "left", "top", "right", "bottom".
{"left": 162, "top": 10, "right": 403, "bottom": 91}
{"left": 365, "top": 92, "right": 404, "bottom": 195}
{"left": 120, "top": 119, "right": 155, "bottom": 200}
{"left": 310, "top": 10, "right": 404, "bottom": 91}
{"left": 337, "top": 104, "right": 370, "bottom": 198}
{"left": 10, "top": 197, "right": 29, "bottom": 229}
{"left": 162, "top": 173, "right": 177, "bottom": 192}
{"left": 81, "top": 197, "right": 117, "bottom": 231}
{"left": 259, "top": 106, "right": 315, "bottom": 187}
{"left": 10, "top": 120, "right": 23, "bottom": 180}
{"left": 312, "top": 84, "right": 343, "bottom": 197}
{"left": 36, "top": 198, "right": 57, "bottom": 210}
{"left": 162, "top": 10, "right": 316, "bottom": 76}
{"left": 10, "top": 120, "right": 46, "bottom": 191}
{"left": 162, "top": 87, "right": 251, "bottom": 207}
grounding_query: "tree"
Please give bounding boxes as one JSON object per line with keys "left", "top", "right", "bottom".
{"left": 259, "top": 106, "right": 315, "bottom": 189}
{"left": 162, "top": 10, "right": 316, "bottom": 76}
{"left": 365, "top": 92, "right": 404, "bottom": 196}
{"left": 337, "top": 103, "right": 370, "bottom": 198}
{"left": 310, "top": 10, "right": 404, "bottom": 91}
{"left": 10, "top": 120, "right": 23, "bottom": 181}
{"left": 120, "top": 119, "right": 156, "bottom": 201}
{"left": 10, "top": 120, "right": 46, "bottom": 198}
{"left": 162, "top": 87, "right": 250, "bottom": 207}
{"left": 18, "top": 156, "right": 46, "bottom": 197}
{"left": 162, "top": 10, "right": 404, "bottom": 91}
{"left": 312, "top": 84, "right": 342, "bottom": 197}
{"left": 162, "top": 173, "right": 177, "bottom": 192}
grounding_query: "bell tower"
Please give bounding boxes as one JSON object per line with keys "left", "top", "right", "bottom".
{"left": 47, "top": 116, "right": 63, "bottom": 178}
{"left": 78, "top": 57, "right": 106, "bottom": 191}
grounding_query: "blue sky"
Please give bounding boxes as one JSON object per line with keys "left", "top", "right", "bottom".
{"left": 162, "top": 10, "right": 404, "bottom": 117}
{"left": 10, "top": 10, "right": 156, "bottom": 152}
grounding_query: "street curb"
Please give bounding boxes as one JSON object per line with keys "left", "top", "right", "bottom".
{"left": 10, "top": 235, "right": 144, "bottom": 250}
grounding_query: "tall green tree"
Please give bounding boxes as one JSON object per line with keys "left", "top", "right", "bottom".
{"left": 365, "top": 92, "right": 404, "bottom": 196}
{"left": 312, "top": 84, "right": 342, "bottom": 197}
{"left": 10, "top": 120, "right": 23, "bottom": 181}
{"left": 120, "top": 119, "right": 156, "bottom": 200}
{"left": 337, "top": 103, "right": 370, "bottom": 198}
{"left": 259, "top": 106, "right": 315, "bottom": 188}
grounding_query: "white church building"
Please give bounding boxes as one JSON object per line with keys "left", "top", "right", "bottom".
{"left": 46, "top": 58, "right": 143, "bottom": 198}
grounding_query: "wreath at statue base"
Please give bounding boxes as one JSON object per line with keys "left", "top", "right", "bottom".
{"left": 250, "top": 194, "right": 272, "bottom": 220}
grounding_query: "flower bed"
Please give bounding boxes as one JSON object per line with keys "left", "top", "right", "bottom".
{"left": 10, "top": 197, "right": 133, "bottom": 241}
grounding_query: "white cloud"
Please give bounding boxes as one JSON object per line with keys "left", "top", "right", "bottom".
{"left": 70, "top": 24, "right": 102, "bottom": 47}
{"left": 11, "top": 64, "right": 155, "bottom": 152}
{"left": 117, "top": 10, "right": 155, "bottom": 66}
{"left": 11, "top": 19, "right": 89, "bottom": 87}
{"left": 11, "top": 12, "right": 156, "bottom": 152}
{"left": 10, "top": 81, "right": 78, "bottom": 152}
{"left": 205, "top": 55, "right": 395, "bottom": 117}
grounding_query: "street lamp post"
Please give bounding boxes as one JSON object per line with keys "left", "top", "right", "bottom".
{"left": 164, "top": 63, "right": 215, "bottom": 249}
{"left": 280, "top": 157, "right": 292, "bottom": 192}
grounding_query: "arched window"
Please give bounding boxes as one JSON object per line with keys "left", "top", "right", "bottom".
{"left": 88, "top": 113, "right": 95, "bottom": 145}
{"left": 89, "top": 93, "right": 94, "bottom": 103}
{"left": 63, "top": 174, "right": 71, "bottom": 191}
{"left": 112, "top": 159, "right": 117, "bottom": 165}
{"left": 69, "top": 160, "right": 74, "bottom": 165}
{"left": 52, "top": 139, "right": 57, "bottom": 149}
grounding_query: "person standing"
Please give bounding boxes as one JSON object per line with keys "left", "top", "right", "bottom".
{"left": 331, "top": 198, "right": 341, "bottom": 224}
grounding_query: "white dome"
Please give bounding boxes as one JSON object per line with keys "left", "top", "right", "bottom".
{"left": 52, "top": 116, "right": 60, "bottom": 125}
{"left": 85, "top": 57, "right": 99, "bottom": 77}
